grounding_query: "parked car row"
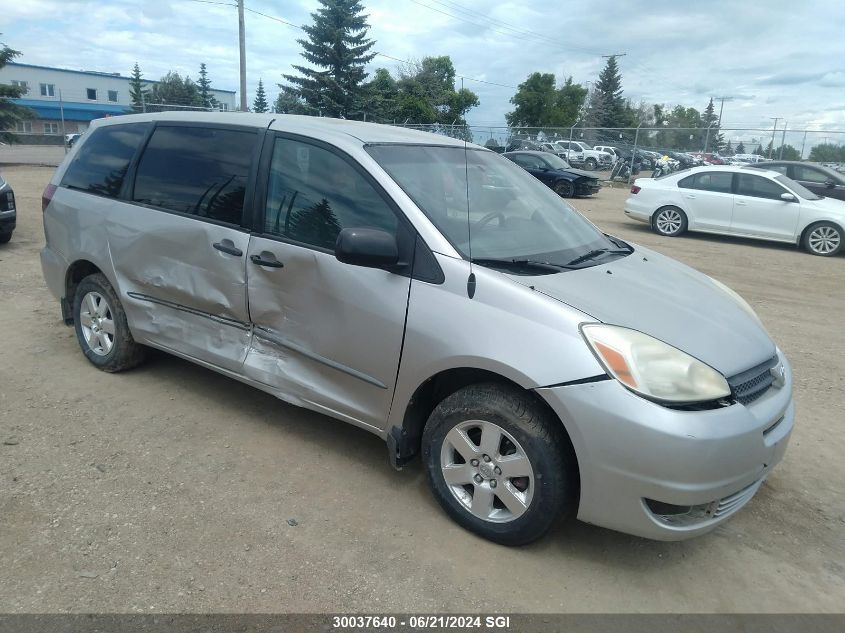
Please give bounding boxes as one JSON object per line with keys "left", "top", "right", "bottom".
{"left": 504, "top": 151, "right": 601, "bottom": 197}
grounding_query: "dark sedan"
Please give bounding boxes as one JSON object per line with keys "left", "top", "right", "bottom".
{"left": 0, "top": 175, "right": 15, "bottom": 244}
{"left": 503, "top": 151, "right": 600, "bottom": 197}
{"left": 748, "top": 161, "right": 845, "bottom": 201}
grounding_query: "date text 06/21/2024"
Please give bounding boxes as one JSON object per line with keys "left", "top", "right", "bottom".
{"left": 332, "top": 615, "right": 512, "bottom": 629}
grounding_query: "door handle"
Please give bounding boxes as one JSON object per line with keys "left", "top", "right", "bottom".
{"left": 213, "top": 241, "right": 243, "bottom": 257}
{"left": 250, "top": 253, "right": 284, "bottom": 268}
{"left": 684, "top": 194, "right": 696, "bottom": 199}
{"left": 735, "top": 200, "right": 747, "bottom": 206}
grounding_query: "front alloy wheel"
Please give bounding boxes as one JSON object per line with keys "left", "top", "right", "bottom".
{"left": 422, "top": 383, "right": 577, "bottom": 545}
{"left": 440, "top": 420, "right": 534, "bottom": 523}
{"left": 804, "top": 222, "right": 842, "bottom": 256}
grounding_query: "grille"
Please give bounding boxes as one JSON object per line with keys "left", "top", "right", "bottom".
{"left": 728, "top": 355, "right": 779, "bottom": 406}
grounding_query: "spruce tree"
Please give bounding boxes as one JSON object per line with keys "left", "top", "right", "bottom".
{"left": 253, "top": 79, "right": 269, "bottom": 113}
{"left": 197, "top": 63, "right": 217, "bottom": 109}
{"left": 593, "top": 55, "right": 626, "bottom": 128}
{"left": 283, "top": 0, "right": 377, "bottom": 118}
{"left": 736, "top": 141, "right": 746, "bottom": 154}
{"left": 701, "top": 97, "right": 724, "bottom": 152}
{"left": 129, "top": 62, "right": 150, "bottom": 111}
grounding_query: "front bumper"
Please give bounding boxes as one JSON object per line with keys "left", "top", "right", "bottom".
{"left": 537, "top": 350, "right": 794, "bottom": 540}
{"left": 575, "top": 181, "right": 601, "bottom": 196}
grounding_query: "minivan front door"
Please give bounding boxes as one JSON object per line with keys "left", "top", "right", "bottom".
{"left": 114, "top": 124, "right": 260, "bottom": 371}
{"left": 243, "top": 136, "right": 413, "bottom": 429}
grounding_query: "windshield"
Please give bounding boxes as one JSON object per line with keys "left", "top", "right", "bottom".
{"left": 776, "top": 175, "right": 822, "bottom": 200}
{"left": 366, "top": 145, "right": 625, "bottom": 269}
{"left": 541, "top": 153, "right": 572, "bottom": 170}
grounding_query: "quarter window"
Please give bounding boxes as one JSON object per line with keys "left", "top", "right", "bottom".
{"left": 735, "top": 174, "right": 787, "bottom": 200}
{"left": 61, "top": 123, "right": 150, "bottom": 198}
{"left": 263, "top": 138, "right": 398, "bottom": 250}
{"left": 132, "top": 126, "right": 256, "bottom": 225}
{"left": 794, "top": 165, "right": 830, "bottom": 184}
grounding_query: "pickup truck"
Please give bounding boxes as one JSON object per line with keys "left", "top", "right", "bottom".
{"left": 552, "top": 141, "right": 613, "bottom": 170}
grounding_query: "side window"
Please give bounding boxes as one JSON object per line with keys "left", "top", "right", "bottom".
{"left": 61, "top": 123, "right": 149, "bottom": 198}
{"left": 693, "top": 171, "right": 733, "bottom": 193}
{"left": 132, "top": 126, "right": 256, "bottom": 226}
{"left": 735, "top": 174, "right": 787, "bottom": 200}
{"left": 263, "top": 138, "right": 398, "bottom": 250}
{"left": 766, "top": 164, "right": 789, "bottom": 176}
{"left": 514, "top": 154, "right": 540, "bottom": 169}
{"left": 794, "top": 166, "right": 829, "bottom": 183}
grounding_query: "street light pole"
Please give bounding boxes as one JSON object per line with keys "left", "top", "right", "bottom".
{"left": 238, "top": 0, "right": 247, "bottom": 112}
{"left": 703, "top": 120, "right": 718, "bottom": 153}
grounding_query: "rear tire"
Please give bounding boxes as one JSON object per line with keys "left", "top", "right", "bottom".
{"left": 422, "top": 383, "right": 577, "bottom": 545}
{"left": 72, "top": 273, "right": 146, "bottom": 372}
{"left": 652, "top": 206, "right": 688, "bottom": 237}
{"left": 0, "top": 232, "right": 11, "bottom": 244}
{"left": 802, "top": 221, "right": 842, "bottom": 256}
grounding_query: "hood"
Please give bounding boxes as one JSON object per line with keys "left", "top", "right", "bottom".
{"left": 510, "top": 246, "right": 775, "bottom": 377}
{"left": 561, "top": 168, "right": 599, "bottom": 179}
{"left": 804, "top": 195, "right": 845, "bottom": 216}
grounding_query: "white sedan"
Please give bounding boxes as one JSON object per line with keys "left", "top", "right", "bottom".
{"left": 624, "top": 166, "right": 845, "bottom": 256}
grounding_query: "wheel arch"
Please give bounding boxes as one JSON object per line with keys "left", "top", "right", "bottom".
{"left": 63, "top": 259, "right": 106, "bottom": 324}
{"left": 798, "top": 218, "right": 844, "bottom": 246}
{"left": 389, "top": 367, "right": 580, "bottom": 483}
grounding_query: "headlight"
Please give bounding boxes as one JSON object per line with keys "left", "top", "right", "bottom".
{"left": 709, "top": 277, "right": 764, "bottom": 327}
{"left": 581, "top": 324, "right": 731, "bottom": 404}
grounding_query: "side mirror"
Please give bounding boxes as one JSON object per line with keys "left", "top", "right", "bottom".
{"left": 825, "top": 180, "right": 836, "bottom": 189}
{"left": 780, "top": 192, "right": 797, "bottom": 202}
{"left": 335, "top": 228, "right": 399, "bottom": 269}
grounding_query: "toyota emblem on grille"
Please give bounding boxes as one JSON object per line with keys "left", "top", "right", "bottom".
{"left": 770, "top": 362, "right": 786, "bottom": 388}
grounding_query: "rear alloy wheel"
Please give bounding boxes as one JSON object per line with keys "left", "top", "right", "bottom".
{"left": 422, "top": 383, "right": 577, "bottom": 545}
{"left": 803, "top": 222, "right": 842, "bottom": 256}
{"left": 652, "top": 206, "right": 688, "bottom": 237}
{"left": 73, "top": 273, "right": 146, "bottom": 372}
{"left": 554, "top": 180, "right": 574, "bottom": 198}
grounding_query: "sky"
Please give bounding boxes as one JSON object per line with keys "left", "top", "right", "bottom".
{"left": 4, "top": 0, "right": 845, "bottom": 147}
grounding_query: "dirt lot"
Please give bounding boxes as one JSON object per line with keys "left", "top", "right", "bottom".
{"left": 1, "top": 165, "right": 843, "bottom": 613}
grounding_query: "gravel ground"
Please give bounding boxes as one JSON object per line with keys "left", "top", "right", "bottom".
{"left": 0, "top": 166, "right": 843, "bottom": 613}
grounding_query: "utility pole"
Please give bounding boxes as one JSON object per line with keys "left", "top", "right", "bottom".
{"left": 714, "top": 96, "right": 734, "bottom": 127}
{"left": 768, "top": 117, "right": 781, "bottom": 158}
{"left": 238, "top": 0, "right": 247, "bottom": 112}
{"left": 779, "top": 122, "right": 787, "bottom": 159}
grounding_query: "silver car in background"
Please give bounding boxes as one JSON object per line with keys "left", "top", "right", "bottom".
{"left": 40, "top": 112, "right": 794, "bottom": 544}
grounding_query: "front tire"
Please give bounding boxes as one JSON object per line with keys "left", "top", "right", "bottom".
{"left": 584, "top": 158, "right": 597, "bottom": 170}
{"left": 652, "top": 206, "right": 688, "bottom": 237}
{"left": 72, "top": 273, "right": 146, "bottom": 372}
{"left": 422, "top": 383, "right": 577, "bottom": 545}
{"left": 554, "top": 180, "right": 574, "bottom": 198}
{"left": 803, "top": 221, "right": 842, "bottom": 256}
{"left": 0, "top": 232, "right": 11, "bottom": 244}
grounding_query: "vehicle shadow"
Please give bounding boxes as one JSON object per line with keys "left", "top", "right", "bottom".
{"left": 128, "top": 349, "right": 711, "bottom": 568}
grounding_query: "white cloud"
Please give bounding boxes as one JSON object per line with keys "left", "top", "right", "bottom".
{"left": 4, "top": 0, "right": 845, "bottom": 135}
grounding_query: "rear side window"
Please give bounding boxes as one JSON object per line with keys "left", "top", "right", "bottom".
{"left": 678, "top": 172, "right": 733, "bottom": 193}
{"left": 735, "top": 174, "right": 787, "bottom": 200}
{"left": 132, "top": 126, "right": 257, "bottom": 225}
{"left": 61, "top": 123, "right": 149, "bottom": 198}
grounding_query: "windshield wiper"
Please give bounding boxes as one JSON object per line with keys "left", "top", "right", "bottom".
{"left": 471, "top": 258, "right": 575, "bottom": 273}
{"left": 565, "top": 247, "right": 632, "bottom": 267}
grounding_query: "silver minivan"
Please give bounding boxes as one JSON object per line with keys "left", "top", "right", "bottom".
{"left": 40, "top": 112, "right": 794, "bottom": 544}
